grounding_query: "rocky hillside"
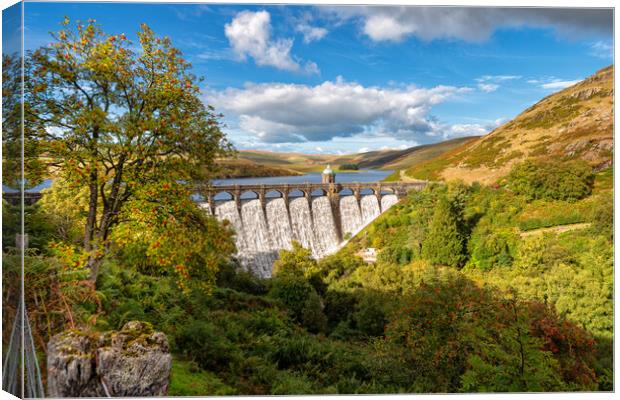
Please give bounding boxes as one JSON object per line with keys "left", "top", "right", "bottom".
{"left": 407, "top": 65, "right": 614, "bottom": 184}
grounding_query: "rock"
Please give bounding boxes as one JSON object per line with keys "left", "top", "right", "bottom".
{"left": 47, "top": 330, "right": 104, "bottom": 397}
{"left": 47, "top": 321, "right": 171, "bottom": 397}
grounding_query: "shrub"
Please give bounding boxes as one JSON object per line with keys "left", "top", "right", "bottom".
{"left": 269, "top": 275, "right": 314, "bottom": 321}
{"left": 588, "top": 194, "right": 613, "bottom": 240}
{"left": 377, "top": 245, "right": 413, "bottom": 265}
{"left": 507, "top": 159, "right": 594, "bottom": 202}
{"left": 422, "top": 198, "right": 466, "bottom": 267}
{"left": 385, "top": 278, "right": 564, "bottom": 392}
{"left": 468, "top": 227, "right": 517, "bottom": 270}
{"left": 176, "top": 319, "right": 242, "bottom": 371}
{"left": 352, "top": 291, "right": 388, "bottom": 337}
{"left": 323, "top": 290, "right": 357, "bottom": 330}
{"left": 301, "top": 290, "right": 328, "bottom": 334}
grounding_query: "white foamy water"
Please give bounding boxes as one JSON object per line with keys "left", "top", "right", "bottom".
{"left": 208, "top": 192, "right": 404, "bottom": 277}
{"left": 339, "top": 196, "right": 363, "bottom": 238}
{"left": 240, "top": 199, "right": 276, "bottom": 278}
{"left": 214, "top": 200, "right": 248, "bottom": 264}
{"left": 381, "top": 194, "right": 398, "bottom": 212}
{"left": 198, "top": 202, "right": 212, "bottom": 215}
{"left": 360, "top": 195, "right": 381, "bottom": 225}
{"left": 266, "top": 198, "right": 293, "bottom": 251}
{"left": 288, "top": 197, "right": 317, "bottom": 254}
{"left": 311, "top": 196, "right": 339, "bottom": 257}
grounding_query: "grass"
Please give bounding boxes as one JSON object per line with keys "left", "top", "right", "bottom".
{"left": 520, "top": 97, "right": 582, "bottom": 130}
{"left": 169, "top": 357, "right": 237, "bottom": 396}
{"left": 405, "top": 156, "right": 453, "bottom": 180}
{"left": 382, "top": 170, "right": 401, "bottom": 182}
{"left": 593, "top": 167, "right": 612, "bottom": 193}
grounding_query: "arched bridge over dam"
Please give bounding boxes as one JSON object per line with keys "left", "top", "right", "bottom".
{"left": 196, "top": 181, "right": 427, "bottom": 277}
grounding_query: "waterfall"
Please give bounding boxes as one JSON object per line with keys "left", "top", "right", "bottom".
{"left": 381, "top": 194, "right": 398, "bottom": 211}
{"left": 266, "top": 198, "right": 293, "bottom": 251}
{"left": 198, "top": 202, "right": 212, "bottom": 215}
{"left": 311, "top": 196, "right": 339, "bottom": 257}
{"left": 339, "top": 196, "right": 363, "bottom": 238}
{"left": 240, "top": 199, "right": 276, "bottom": 278}
{"left": 214, "top": 200, "right": 248, "bottom": 264}
{"left": 360, "top": 195, "right": 381, "bottom": 225}
{"left": 288, "top": 197, "right": 317, "bottom": 253}
{"left": 206, "top": 191, "right": 404, "bottom": 277}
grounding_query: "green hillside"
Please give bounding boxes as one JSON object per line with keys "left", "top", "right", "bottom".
{"left": 407, "top": 65, "right": 614, "bottom": 183}
{"left": 227, "top": 136, "right": 478, "bottom": 176}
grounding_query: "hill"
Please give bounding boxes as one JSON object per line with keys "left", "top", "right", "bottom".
{"left": 406, "top": 65, "right": 614, "bottom": 184}
{"left": 232, "top": 136, "right": 477, "bottom": 175}
{"left": 212, "top": 158, "right": 302, "bottom": 179}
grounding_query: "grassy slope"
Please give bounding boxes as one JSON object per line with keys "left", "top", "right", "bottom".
{"left": 213, "top": 158, "right": 302, "bottom": 178}
{"left": 406, "top": 65, "right": 614, "bottom": 184}
{"left": 232, "top": 136, "right": 478, "bottom": 175}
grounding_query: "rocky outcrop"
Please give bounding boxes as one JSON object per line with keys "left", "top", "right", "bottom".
{"left": 47, "top": 321, "right": 171, "bottom": 397}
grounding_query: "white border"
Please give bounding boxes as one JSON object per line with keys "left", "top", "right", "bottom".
{"left": 0, "top": 1, "right": 616, "bottom": 400}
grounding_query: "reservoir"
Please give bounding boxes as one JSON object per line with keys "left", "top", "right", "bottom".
{"left": 210, "top": 169, "right": 394, "bottom": 200}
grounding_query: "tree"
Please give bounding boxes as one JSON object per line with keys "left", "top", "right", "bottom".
{"left": 28, "top": 19, "right": 233, "bottom": 280}
{"left": 2, "top": 53, "right": 47, "bottom": 189}
{"left": 506, "top": 159, "right": 594, "bottom": 202}
{"left": 422, "top": 197, "right": 466, "bottom": 267}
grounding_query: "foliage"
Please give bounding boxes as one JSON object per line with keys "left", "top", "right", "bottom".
{"left": 588, "top": 193, "right": 613, "bottom": 240}
{"left": 2, "top": 201, "right": 56, "bottom": 252}
{"left": 506, "top": 159, "right": 594, "bottom": 202}
{"left": 468, "top": 227, "right": 517, "bottom": 270}
{"left": 2, "top": 251, "right": 101, "bottom": 353}
{"left": 37, "top": 181, "right": 90, "bottom": 245}
{"left": 2, "top": 53, "right": 47, "bottom": 188}
{"left": 28, "top": 18, "right": 233, "bottom": 279}
{"left": 422, "top": 197, "right": 466, "bottom": 267}
{"left": 339, "top": 163, "right": 359, "bottom": 170}
{"left": 269, "top": 275, "right": 314, "bottom": 322}
{"left": 381, "top": 277, "right": 594, "bottom": 392}
{"left": 169, "top": 358, "right": 236, "bottom": 396}
{"left": 110, "top": 180, "right": 236, "bottom": 291}
{"left": 301, "top": 290, "right": 328, "bottom": 334}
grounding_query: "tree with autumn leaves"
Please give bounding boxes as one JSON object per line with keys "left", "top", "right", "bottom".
{"left": 26, "top": 18, "right": 235, "bottom": 287}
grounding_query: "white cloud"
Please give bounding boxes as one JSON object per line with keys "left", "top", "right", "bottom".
{"left": 363, "top": 14, "right": 415, "bottom": 42}
{"left": 476, "top": 75, "right": 521, "bottom": 82}
{"left": 527, "top": 76, "right": 582, "bottom": 90}
{"left": 540, "top": 79, "right": 581, "bottom": 90}
{"left": 444, "top": 123, "right": 491, "bottom": 138}
{"left": 475, "top": 74, "right": 520, "bottom": 92}
{"left": 296, "top": 23, "right": 328, "bottom": 43}
{"left": 477, "top": 83, "right": 499, "bottom": 93}
{"left": 358, "top": 147, "right": 370, "bottom": 153}
{"left": 304, "top": 61, "right": 320, "bottom": 75}
{"left": 224, "top": 10, "right": 319, "bottom": 74}
{"left": 590, "top": 41, "right": 613, "bottom": 59}
{"left": 326, "top": 7, "right": 612, "bottom": 43}
{"left": 207, "top": 78, "right": 471, "bottom": 144}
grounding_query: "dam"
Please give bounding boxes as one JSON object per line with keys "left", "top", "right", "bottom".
{"left": 196, "top": 169, "right": 427, "bottom": 277}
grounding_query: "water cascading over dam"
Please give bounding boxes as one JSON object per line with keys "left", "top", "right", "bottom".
{"left": 199, "top": 181, "right": 426, "bottom": 278}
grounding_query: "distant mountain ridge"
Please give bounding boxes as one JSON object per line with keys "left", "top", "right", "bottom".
{"left": 232, "top": 137, "right": 477, "bottom": 175}
{"left": 406, "top": 65, "right": 614, "bottom": 183}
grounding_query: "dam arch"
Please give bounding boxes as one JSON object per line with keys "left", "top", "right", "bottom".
{"left": 199, "top": 181, "right": 427, "bottom": 277}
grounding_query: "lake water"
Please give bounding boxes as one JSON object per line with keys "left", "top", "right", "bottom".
{"left": 211, "top": 169, "right": 392, "bottom": 186}
{"left": 209, "top": 169, "right": 393, "bottom": 201}
{"left": 3, "top": 169, "right": 394, "bottom": 201}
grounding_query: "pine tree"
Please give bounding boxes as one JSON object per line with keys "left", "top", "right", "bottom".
{"left": 422, "top": 198, "right": 466, "bottom": 267}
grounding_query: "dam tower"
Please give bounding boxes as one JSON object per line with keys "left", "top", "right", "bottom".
{"left": 322, "top": 165, "right": 336, "bottom": 184}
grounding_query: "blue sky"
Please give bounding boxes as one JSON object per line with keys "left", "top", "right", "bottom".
{"left": 22, "top": 2, "right": 613, "bottom": 154}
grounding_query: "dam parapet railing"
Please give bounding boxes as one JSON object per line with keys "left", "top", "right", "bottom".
{"left": 196, "top": 181, "right": 428, "bottom": 215}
